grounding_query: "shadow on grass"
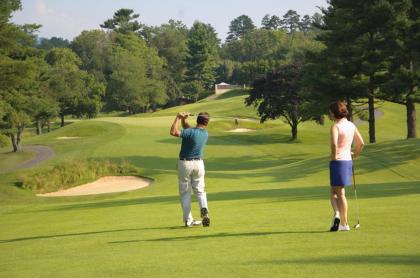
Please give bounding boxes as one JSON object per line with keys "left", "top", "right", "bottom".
{"left": 157, "top": 133, "right": 297, "bottom": 146}
{"left": 254, "top": 254, "right": 420, "bottom": 266}
{"left": 108, "top": 230, "right": 328, "bottom": 244}
{"left": 207, "top": 156, "right": 325, "bottom": 179}
{"left": 0, "top": 226, "right": 185, "bottom": 244}
{"left": 357, "top": 139, "right": 420, "bottom": 175}
{"left": 206, "top": 157, "right": 304, "bottom": 171}
{"left": 103, "top": 154, "right": 319, "bottom": 176}
{"left": 107, "top": 141, "right": 420, "bottom": 181}
{"left": 42, "top": 181, "right": 420, "bottom": 212}
{"left": 214, "top": 89, "right": 249, "bottom": 100}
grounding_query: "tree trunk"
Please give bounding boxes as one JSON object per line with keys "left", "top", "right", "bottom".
{"left": 36, "top": 120, "right": 42, "bottom": 135}
{"left": 291, "top": 122, "right": 298, "bottom": 140}
{"left": 10, "top": 133, "right": 22, "bottom": 152}
{"left": 11, "top": 134, "right": 18, "bottom": 152}
{"left": 17, "top": 130, "right": 22, "bottom": 150}
{"left": 291, "top": 105, "right": 298, "bottom": 140}
{"left": 60, "top": 114, "right": 65, "bottom": 127}
{"left": 406, "top": 93, "right": 417, "bottom": 139}
{"left": 406, "top": 61, "right": 417, "bottom": 139}
{"left": 47, "top": 121, "right": 51, "bottom": 132}
{"left": 368, "top": 93, "right": 376, "bottom": 144}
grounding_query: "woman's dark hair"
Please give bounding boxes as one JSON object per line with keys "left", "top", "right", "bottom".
{"left": 329, "top": 101, "right": 348, "bottom": 119}
{"left": 197, "top": 112, "right": 210, "bottom": 126}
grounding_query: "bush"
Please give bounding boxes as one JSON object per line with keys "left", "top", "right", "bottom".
{"left": 0, "top": 134, "right": 9, "bottom": 147}
{"left": 19, "top": 159, "right": 138, "bottom": 193}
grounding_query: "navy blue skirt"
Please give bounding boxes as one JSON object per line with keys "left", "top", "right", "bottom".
{"left": 329, "top": 160, "right": 353, "bottom": 186}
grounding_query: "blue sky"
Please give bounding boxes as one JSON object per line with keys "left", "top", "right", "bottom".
{"left": 12, "top": 0, "right": 328, "bottom": 41}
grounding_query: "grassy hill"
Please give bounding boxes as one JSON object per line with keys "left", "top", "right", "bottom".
{"left": 0, "top": 90, "right": 419, "bottom": 277}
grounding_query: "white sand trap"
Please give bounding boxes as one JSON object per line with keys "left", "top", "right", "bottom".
{"left": 37, "top": 176, "right": 152, "bottom": 197}
{"left": 235, "top": 118, "right": 258, "bottom": 122}
{"left": 56, "top": 137, "right": 81, "bottom": 140}
{"left": 227, "top": 128, "right": 256, "bottom": 133}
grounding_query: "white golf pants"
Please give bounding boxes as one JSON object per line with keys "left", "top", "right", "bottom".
{"left": 178, "top": 160, "right": 208, "bottom": 222}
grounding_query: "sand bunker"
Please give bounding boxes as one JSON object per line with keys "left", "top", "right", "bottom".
{"left": 37, "top": 176, "right": 152, "bottom": 197}
{"left": 227, "top": 128, "right": 256, "bottom": 133}
{"left": 56, "top": 137, "right": 81, "bottom": 140}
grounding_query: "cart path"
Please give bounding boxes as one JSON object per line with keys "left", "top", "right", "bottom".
{"left": 1, "top": 145, "right": 54, "bottom": 173}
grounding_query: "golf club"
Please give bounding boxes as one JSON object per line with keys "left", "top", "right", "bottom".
{"left": 352, "top": 164, "right": 361, "bottom": 229}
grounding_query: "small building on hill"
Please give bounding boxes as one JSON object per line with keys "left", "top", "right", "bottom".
{"left": 215, "top": 82, "right": 244, "bottom": 95}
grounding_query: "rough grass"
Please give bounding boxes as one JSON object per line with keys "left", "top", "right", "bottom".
{"left": 19, "top": 159, "right": 138, "bottom": 193}
{"left": 0, "top": 150, "right": 36, "bottom": 174}
{"left": 0, "top": 93, "right": 419, "bottom": 277}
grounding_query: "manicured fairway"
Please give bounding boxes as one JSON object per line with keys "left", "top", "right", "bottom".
{"left": 0, "top": 93, "right": 419, "bottom": 277}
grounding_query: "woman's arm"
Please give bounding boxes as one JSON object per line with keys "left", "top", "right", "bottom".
{"left": 352, "top": 127, "right": 365, "bottom": 158}
{"left": 330, "top": 124, "right": 339, "bottom": 160}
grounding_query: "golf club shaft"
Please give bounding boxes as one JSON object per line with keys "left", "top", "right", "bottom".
{"left": 352, "top": 164, "right": 361, "bottom": 226}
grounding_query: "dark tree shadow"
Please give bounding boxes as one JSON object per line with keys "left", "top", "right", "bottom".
{"left": 102, "top": 152, "right": 323, "bottom": 177}
{"left": 214, "top": 89, "right": 249, "bottom": 100}
{"left": 157, "top": 133, "right": 297, "bottom": 146}
{"left": 356, "top": 139, "right": 420, "bottom": 175}
{"left": 0, "top": 226, "right": 184, "bottom": 244}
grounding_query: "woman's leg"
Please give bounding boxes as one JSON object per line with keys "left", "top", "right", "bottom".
{"left": 330, "top": 187, "right": 340, "bottom": 217}
{"left": 334, "top": 186, "right": 348, "bottom": 225}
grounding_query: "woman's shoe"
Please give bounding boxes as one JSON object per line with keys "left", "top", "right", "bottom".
{"left": 338, "top": 224, "right": 350, "bottom": 231}
{"left": 330, "top": 217, "right": 340, "bottom": 232}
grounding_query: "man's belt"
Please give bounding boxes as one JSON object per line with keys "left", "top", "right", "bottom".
{"left": 179, "top": 157, "right": 202, "bottom": 161}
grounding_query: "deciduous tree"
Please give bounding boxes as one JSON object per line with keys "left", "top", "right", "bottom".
{"left": 246, "top": 61, "right": 319, "bottom": 140}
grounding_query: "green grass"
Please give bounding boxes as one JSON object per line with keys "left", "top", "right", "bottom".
{"left": 0, "top": 92, "right": 419, "bottom": 277}
{"left": 146, "top": 89, "right": 259, "bottom": 119}
{"left": 0, "top": 150, "right": 35, "bottom": 174}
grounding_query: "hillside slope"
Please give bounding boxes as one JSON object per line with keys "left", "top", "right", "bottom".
{"left": 0, "top": 90, "right": 419, "bottom": 277}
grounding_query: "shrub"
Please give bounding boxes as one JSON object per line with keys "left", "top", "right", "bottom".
{"left": 19, "top": 159, "right": 138, "bottom": 193}
{"left": 0, "top": 134, "right": 9, "bottom": 147}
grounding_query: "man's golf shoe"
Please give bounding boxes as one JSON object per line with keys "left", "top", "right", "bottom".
{"left": 185, "top": 219, "right": 202, "bottom": 227}
{"left": 201, "top": 208, "right": 210, "bottom": 227}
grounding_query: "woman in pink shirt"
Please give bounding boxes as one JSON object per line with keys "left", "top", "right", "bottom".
{"left": 329, "top": 101, "right": 364, "bottom": 232}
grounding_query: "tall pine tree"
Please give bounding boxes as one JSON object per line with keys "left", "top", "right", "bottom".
{"left": 184, "top": 21, "right": 219, "bottom": 101}
{"left": 383, "top": 0, "right": 419, "bottom": 138}
{"left": 318, "top": 0, "right": 400, "bottom": 143}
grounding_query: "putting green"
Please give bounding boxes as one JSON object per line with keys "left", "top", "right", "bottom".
{"left": 0, "top": 92, "right": 419, "bottom": 277}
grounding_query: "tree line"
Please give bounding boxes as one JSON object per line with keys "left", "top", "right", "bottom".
{"left": 0, "top": 0, "right": 418, "bottom": 152}
{"left": 247, "top": 0, "right": 419, "bottom": 141}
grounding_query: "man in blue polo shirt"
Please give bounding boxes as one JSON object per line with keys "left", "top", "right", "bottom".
{"left": 170, "top": 111, "right": 210, "bottom": 227}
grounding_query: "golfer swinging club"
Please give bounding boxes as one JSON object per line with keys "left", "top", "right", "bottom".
{"left": 170, "top": 111, "right": 211, "bottom": 227}
{"left": 329, "top": 101, "right": 364, "bottom": 232}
